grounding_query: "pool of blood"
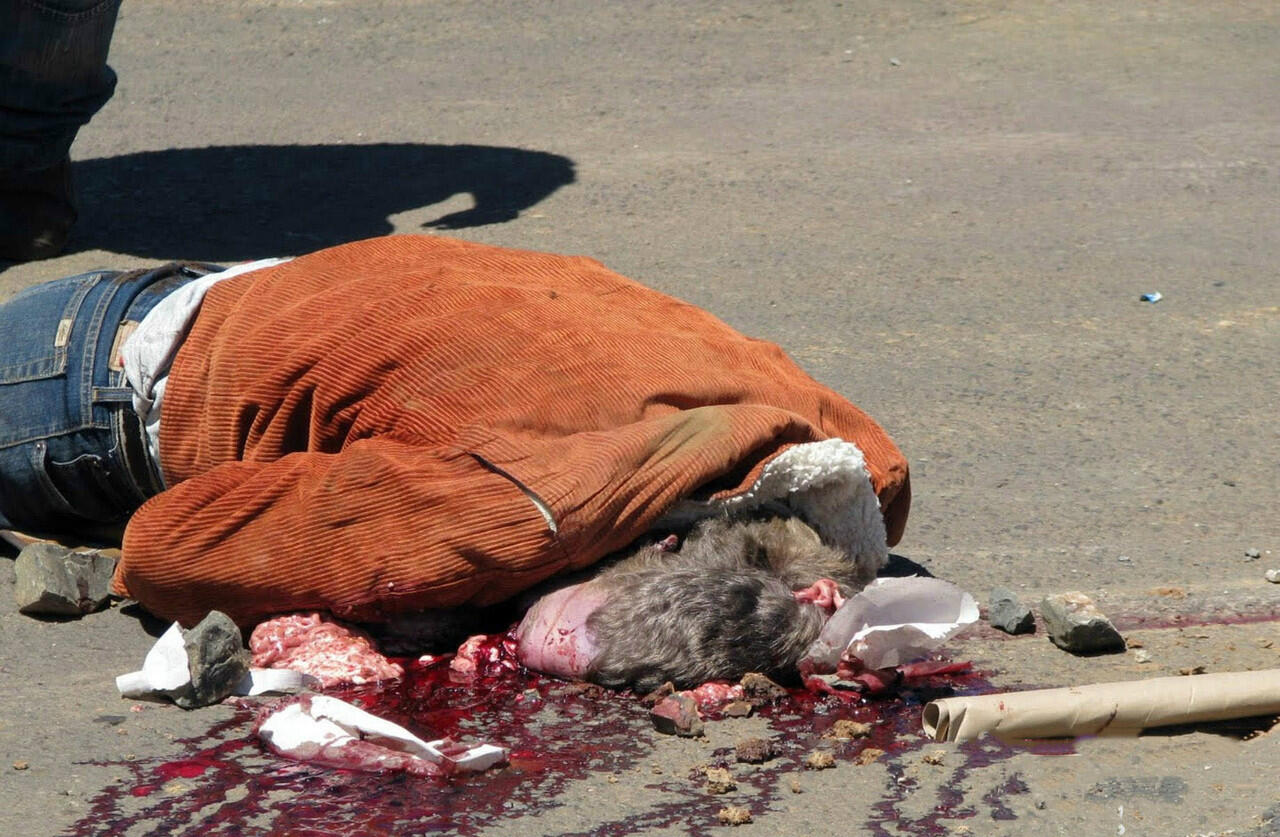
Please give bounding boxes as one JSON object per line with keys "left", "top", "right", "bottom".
{"left": 68, "top": 638, "right": 1058, "bottom": 836}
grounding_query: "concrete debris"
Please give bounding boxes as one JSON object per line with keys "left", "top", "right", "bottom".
{"left": 987, "top": 587, "right": 1035, "bottom": 635}
{"left": 739, "top": 672, "right": 788, "bottom": 702}
{"left": 13, "top": 543, "right": 116, "bottom": 617}
{"left": 649, "top": 694, "right": 703, "bottom": 737}
{"left": 1040, "top": 592, "right": 1126, "bottom": 654}
{"left": 804, "top": 750, "right": 836, "bottom": 770}
{"left": 854, "top": 747, "right": 885, "bottom": 765}
{"left": 704, "top": 767, "right": 737, "bottom": 794}
{"left": 177, "top": 611, "right": 251, "bottom": 709}
{"left": 822, "top": 719, "right": 871, "bottom": 740}
{"left": 734, "top": 737, "right": 777, "bottom": 764}
{"left": 717, "top": 806, "right": 753, "bottom": 826}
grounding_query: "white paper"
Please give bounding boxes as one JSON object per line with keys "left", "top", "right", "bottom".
{"left": 117, "top": 623, "right": 191, "bottom": 698}
{"left": 258, "top": 694, "right": 508, "bottom": 772}
{"left": 803, "top": 577, "right": 978, "bottom": 670}
{"left": 117, "top": 621, "right": 315, "bottom": 699}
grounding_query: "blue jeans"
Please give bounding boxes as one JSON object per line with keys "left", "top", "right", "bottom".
{"left": 0, "top": 263, "right": 221, "bottom": 537}
{"left": 0, "top": 0, "right": 122, "bottom": 173}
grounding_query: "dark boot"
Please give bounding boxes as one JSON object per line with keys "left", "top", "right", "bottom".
{"left": 0, "top": 157, "right": 76, "bottom": 261}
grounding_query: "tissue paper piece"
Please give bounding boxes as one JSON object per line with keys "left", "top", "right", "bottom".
{"left": 256, "top": 694, "right": 509, "bottom": 776}
{"left": 116, "top": 623, "right": 191, "bottom": 698}
{"left": 803, "top": 577, "right": 979, "bottom": 670}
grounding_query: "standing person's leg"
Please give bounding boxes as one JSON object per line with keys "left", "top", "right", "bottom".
{"left": 0, "top": 0, "right": 123, "bottom": 261}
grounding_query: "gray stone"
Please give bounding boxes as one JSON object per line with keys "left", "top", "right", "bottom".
{"left": 988, "top": 587, "right": 1035, "bottom": 635}
{"left": 175, "top": 611, "right": 250, "bottom": 709}
{"left": 1244, "top": 547, "right": 1261, "bottom": 560}
{"left": 1264, "top": 568, "right": 1280, "bottom": 584}
{"left": 650, "top": 693, "right": 704, "bottom": 737}
{"left": 13, "top": 543, "right": 116, "bottom": 617}
{"left": 1040, "top": 592, "right": 1126, "bottom": 654}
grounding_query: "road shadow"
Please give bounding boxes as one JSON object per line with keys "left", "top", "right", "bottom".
{"left": 64, "top": 143, "right": 575, "bottom": 262}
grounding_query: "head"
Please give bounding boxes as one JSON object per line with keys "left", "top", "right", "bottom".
{"left": 514, "top": 514, "right": 857, "bottom": 692}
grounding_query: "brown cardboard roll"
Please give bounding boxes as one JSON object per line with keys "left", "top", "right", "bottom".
{"left": 923, "top": 669, "right": 1280, "bottom": 742}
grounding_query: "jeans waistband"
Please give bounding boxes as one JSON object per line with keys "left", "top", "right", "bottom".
{"left": 0, "top": 262, "right": 224, "bottom": 534}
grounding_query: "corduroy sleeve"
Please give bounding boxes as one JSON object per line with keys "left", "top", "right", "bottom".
{"left": 113, "top": 438, "right": 568, "bottom": 627}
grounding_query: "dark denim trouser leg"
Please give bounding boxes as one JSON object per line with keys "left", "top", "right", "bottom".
{"left": 0, "top": 0, "right": 123, "bottom": 174}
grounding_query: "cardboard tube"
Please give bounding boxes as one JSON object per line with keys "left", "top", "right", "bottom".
{"left": 922, "top": 669, "right": 1280, "bottom": 742}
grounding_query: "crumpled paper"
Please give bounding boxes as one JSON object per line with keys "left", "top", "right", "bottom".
{"left": 258, "top": 694, "right": 509, "bottom": 774}
{"left": 116, "top": 622, "right": 318, "bottom": 700}
{"left": 803, "top": 576, "right": 979, "bottom": 670}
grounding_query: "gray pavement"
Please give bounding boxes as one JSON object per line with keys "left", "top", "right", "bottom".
{"left": 1, "top": 1, "right": 1277, "bottom": 835}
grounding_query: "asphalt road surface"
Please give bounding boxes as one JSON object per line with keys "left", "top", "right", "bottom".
{"left": 1, "top": 2, "right": 1277, "bottom": 835}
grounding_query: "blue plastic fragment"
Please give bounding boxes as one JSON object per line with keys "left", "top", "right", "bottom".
{"left": 1139, "top": 291, "right": 1163, "bottom": 303}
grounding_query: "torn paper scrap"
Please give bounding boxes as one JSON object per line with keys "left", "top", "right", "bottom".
{"left": 256, "top": 694, "right": 509, "bottom": 776}
{"left": 922, "top": 668, "right": 1280, "bottom": 742}
{"left": 803, "top": 577, "right": 979, "bottom": 670}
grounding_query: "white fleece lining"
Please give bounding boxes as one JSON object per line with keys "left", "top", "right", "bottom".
{"left": 655, "top": 438, "right": 889, "bottom": 579}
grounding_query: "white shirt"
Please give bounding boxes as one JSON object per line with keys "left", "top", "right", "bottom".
{"left": 120, "top": 258, "right": 290, "bottom": 475}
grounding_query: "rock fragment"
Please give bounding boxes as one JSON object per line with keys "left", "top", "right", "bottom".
{"left": 1264, "top": 569, "right": 1280, "bottom": 584}
{"left": 177, "top": 611, "right": 250, "bottom": 709}
{"left": 804, "top": 750, "right": 835, "bottom": 770}
{"left": 704, "top": 767, "right": 736, "bottom": 794}
{"left": 734, "top": 737, "right": 776, "bottom": 764}
{"left": 13, "top": 543, "right": 116, "bottom": 617}
{"left": 722, "top": 700, "right": 754, "bottom": 718}
{"left": 717, "top": 806, "right": 753, "bottom": 826}
{"left": 1040, "top": 592, "right": 1125, "bottom": 654}
{"left": 854, "top": 747, "right": 885, "bottom": 766}
{"left": 1245, "top": 548, "right": 1261, "bottom": 560}
{"left": 987, "top": 587, "right": 1035, "bottom": 635}
{"left": 650, "top": 694, "right": 703, "bottom": 737}
{"left": 822, "top": 719, "right": 871, "bottom": 740}
{"left": 739, "top": 672, "right": 788, "bottom": 702}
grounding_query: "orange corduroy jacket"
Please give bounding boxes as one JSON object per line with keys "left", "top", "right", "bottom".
{"left": 113, "top": 235, "right": 909, "bottom": 626}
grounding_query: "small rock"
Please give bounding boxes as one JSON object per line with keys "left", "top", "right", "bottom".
{"left": 854, "top": 747, "right": 885, "bottom": 766}
{"left": 722, "top": 700, "right": 754, "bottom": 718}
{"left": 717, "top": 806, "right": 753, "bottom": 826}
{"left": 640, "top": 681, "right": 676, "bottom": 707}
{"left": 822, "top": 719, "right": 872, "bottom": 740}
{"left": 13, "top": 543, "right": 116, "bottom": 617}
{"left": 1117, "top": 555, "right": 1132, "bottom": 564}
{"left": 739, "top": 672, "right": 788, "bottom": 702}
{"left": 790, "top": 779, "right": 805, "bottom": 793}
{"left": 1244, "top": 548, "right": 1261, "bottom": 560}
{"left": 1180, "top": 665, "right": 1207, "bottom": 676}
{"left": 1040, "top": 592, "right": 1126, "bottom": 654}
{"left": 922, "top": 750, "right": 946, "bottom": 765}
{"left": 13, "top": 761, "right": 29, "bottom": 770}
{"left": 988, "top": 587, "right": 1035, "bottom": 635}
{"left": 805, "top": 751, "right": 836, "bottom": 770}
{"left": 175, "top": 611, "right": 250, "bottom": 709}
{"left": 735, "top": 737, "right": 776, "bottom": 764}
{"left": 705, "top": 767, "right": 737, "bottom": 794}
{"left": 888, "top": 57, "right": 901, "bottom": 66}
{"left": 650, "top": 694, "right": 703, "bottom": 737}
{"left": 1264, "top": 569, "right": 1280, "bottom": 584}
{"left": 1133, "top": 649, "right": 1153, "bottom": 664}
